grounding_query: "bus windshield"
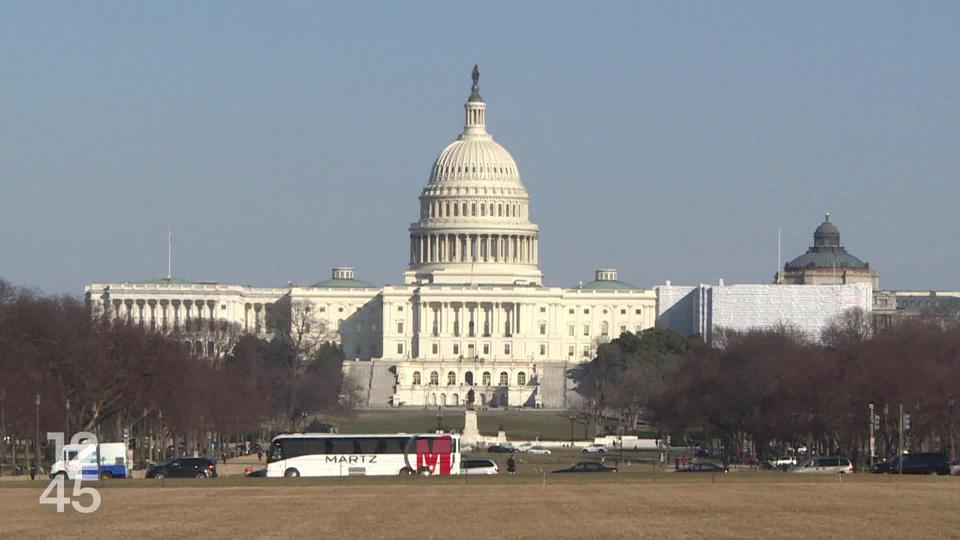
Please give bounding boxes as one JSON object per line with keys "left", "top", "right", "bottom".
{"left": 268, "top": 441, "right": 283, "bottom": 463}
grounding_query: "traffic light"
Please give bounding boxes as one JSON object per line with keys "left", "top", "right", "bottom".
{"left": 872, "top": 414, "right": 880, "bottom": 430}
{"left": 903, "top": 413, "right": 911, "bottom": 431}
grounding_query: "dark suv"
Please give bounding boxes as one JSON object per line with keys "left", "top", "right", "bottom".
{"left": 146, "top": 458, "right": 218, "bottom": 479}
{"left": 872, "top": 453, "right": 950, "bottom": 475}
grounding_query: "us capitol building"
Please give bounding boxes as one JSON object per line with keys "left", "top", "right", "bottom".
{"left": 85, "top": 68, "right": 657, "bottom": 409}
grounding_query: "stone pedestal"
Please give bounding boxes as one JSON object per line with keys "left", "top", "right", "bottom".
{"left": 462, "top": 409, "right": 481, "bottom": 446}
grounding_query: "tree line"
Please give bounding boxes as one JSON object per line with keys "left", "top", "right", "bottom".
{"left": 580, "top": 309, "right": 960, "bottom": 464}
{"left": 0, "top": 279, "right": 347, "bottom": 469}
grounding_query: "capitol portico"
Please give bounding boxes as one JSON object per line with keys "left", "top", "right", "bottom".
{"left": 85, "top": 67, "right": 657, "bottom": 409}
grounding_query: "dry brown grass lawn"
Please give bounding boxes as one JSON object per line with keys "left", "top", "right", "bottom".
{"left": 2, "top": 476, "right": 959, "bottom": 539}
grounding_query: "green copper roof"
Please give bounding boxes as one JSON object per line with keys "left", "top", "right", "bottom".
{"left": 575, "top": 279, "right": 640, "bottom": 291}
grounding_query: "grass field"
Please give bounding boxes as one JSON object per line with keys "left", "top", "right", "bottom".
{"left": 320, "top": 410, "right": 594, "bottom": 440}
{"left": 2, "top": 473, "right": 958, "bottom": 539}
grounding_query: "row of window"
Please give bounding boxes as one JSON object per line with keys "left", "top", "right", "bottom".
{"left": 433, "top": 164, "right": 515, "bottom": 176}
{"left": 424, "top": 201, "right": 524, "bottom": 219}
{"left": 411, "top": 370, "right": 527, "bottom": 387}
{"left": 393, "top": 320, "right": 642, "bottom": 338}
{"left": 277, "top": 437, "right": 415, "bottom": 458}
{"left": 400, "top": 339, "right": 608, "bottom": 359}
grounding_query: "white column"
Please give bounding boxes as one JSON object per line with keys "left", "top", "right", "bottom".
{"left": 515, "top": 302, "right": 520, "bottom": 335}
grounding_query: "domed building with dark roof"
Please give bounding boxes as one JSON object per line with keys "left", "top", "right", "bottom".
{"left": 84, "top": 68, "right": 656, "bottom": 409}
{"left": 775, "top": 213, "right": 879, "bottom": 288}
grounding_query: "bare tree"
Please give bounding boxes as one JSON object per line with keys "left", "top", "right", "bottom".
{"left": 822, "top": 307, "right": 872, "bottom": 349}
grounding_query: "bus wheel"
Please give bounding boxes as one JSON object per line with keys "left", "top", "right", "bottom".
{"left": 399, "top": 467, "right": 414, "bottom": 476}
{"left": 284, "top": 468, "right": 300, "bottom": 478}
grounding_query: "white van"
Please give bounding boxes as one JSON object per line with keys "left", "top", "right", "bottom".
{"left": 789, "top": 457, "right": 853, "bottom": 474}
{"left": 49, "top": 442, "right": 130, "bottom": 480}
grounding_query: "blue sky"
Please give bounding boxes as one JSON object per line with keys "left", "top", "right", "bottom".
{"left": 1, "top": 1, "right": 958, "bottom": 294}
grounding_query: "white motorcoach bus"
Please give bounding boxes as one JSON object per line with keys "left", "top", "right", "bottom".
{"left": 266, "top": 433, "right": 461, "bottom": 478}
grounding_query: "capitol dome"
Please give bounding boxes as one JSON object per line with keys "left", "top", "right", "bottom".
{"left": 404, "top": 66, "right": 542, "bottom": 287}
{"left": 429, "top": 137, "right": 520, "bottom": 184}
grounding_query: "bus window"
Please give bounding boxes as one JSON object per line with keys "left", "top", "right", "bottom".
{"left": 357, "top": 438, "right": 387, "bottom": 454}
{"left": 385, "top": 437, "right": 409, "bottom": 455}
{"left": 329, "top": 438, "right": 357, "bottom": 454}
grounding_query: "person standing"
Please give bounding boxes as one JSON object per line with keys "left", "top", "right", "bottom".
{"left": 507, "top": 454, "right": 516, "bottom": 475}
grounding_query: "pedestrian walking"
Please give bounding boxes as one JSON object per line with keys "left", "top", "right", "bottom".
{"left": 507, "top": 454, "right": 516, "bottom": 475}
{"left": 257, "top": 449, "right": 263, "bottom": 463}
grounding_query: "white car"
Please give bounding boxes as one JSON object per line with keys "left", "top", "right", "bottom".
{"left": 951, "top": 460, "right": 960, "bottom": 476}
{"left": 582, "top": 444, "right": 608, "bottom": 454}
{"left": 770, "top": 456, "right": 796, "bottom": 468}
{"left": 527, "top": 446, "right": 552, "bottom": 455}
{"left": 789, "top": 457, "right": 853, "bottom": 474}
{"left": 461, "top": 459, "right": 499, "bottom": 475}
{"left": 515, "top": 443, "right": 534, "bottom": 453}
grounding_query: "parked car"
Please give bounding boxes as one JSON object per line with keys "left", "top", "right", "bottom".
{"left": 487, "top": 445, "right": 515, "bottom": 454}
{"left": 515, "top": 443, "right": 534, "bottom": 453}
{"left": 527, "top": 446, "right": 551, "bottom": 455}
{"left": 146, "top": 458, "right": 218, "bottom": 479}
{"left": 789, "top": 457, "right": 853, "bottom": 474}
{"left": 872, "top": 453, "right": 950, "bottom": 475}
{"left": 245, "top": 468, "right": 267, "bottom": 478}
{"left": 0, "top": 464, "right": 27, "bottom": 476}
{"left": 553, "top": 462, "right": 618, "bottom": 473}
{"left": 461, "top": 459, "right": 499, "bottom": 475}
{"left": 951, "top": 459, "right": 960, "bottom": 476}
{"left": 581, "top": 443, "right": 608, "bottom": 454}
{"left": 769, "top": 456, "right": 796, "bottom": 469}
{"left": 678, "top": 462, "right": 728, "bottom": 473}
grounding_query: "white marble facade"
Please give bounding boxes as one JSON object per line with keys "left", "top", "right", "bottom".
{"left": 85, "top": 70, "right": 657, "bottom": 407}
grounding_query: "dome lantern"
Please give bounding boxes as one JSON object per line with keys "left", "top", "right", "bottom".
{"left": 463, "top": 64, "right": 487, "bottom": 137}
{"left": 813, "top": 211, "right": 840, "bottom": 248}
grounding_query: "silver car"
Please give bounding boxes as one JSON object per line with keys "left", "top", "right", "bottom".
{"left": 461, "top": 459, "right": 499, "bottom": 475}
{"left": 789, "top": 457, "right": 853, "bottom": 474}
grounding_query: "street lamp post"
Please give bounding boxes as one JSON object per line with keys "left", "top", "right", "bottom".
{"left": 158, "top": 410, "right": 164, "bottom": 462}
{"left": 949, "top": 398, "right": 956, "bottom": 463}
{"left": 34, "top": 393, "right": 41, "bottom": 480}
{"left": 1, "top": 388, "right": 6, "bottom": 477}
{"left": 569, "top": 414, "right": 575, "bottom": 448}
{"left": 65, "top": 398, "right": 70, "bottom": 440}
{"left": 868, "top": 402, "right": 875, "bottom": 470}
{"left": 436, "top": 406, "right": 443, "bottom": 432}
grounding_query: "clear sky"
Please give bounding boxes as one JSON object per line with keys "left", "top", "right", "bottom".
{"left": 1, "top": 1, "right": 958, "bottom": 295}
